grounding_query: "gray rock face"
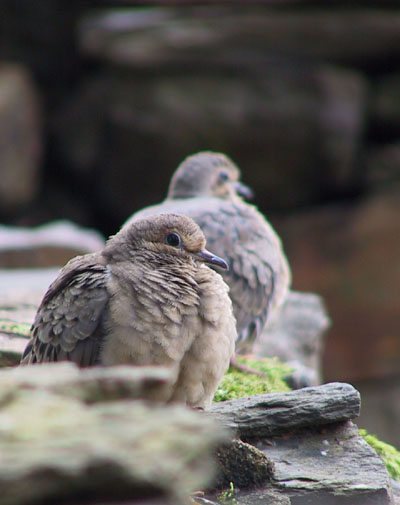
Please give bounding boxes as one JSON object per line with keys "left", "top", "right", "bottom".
{"left": 0, "top": 364, "right": 395, "bottom": 505}
{"left": 0, "top": 363, "right": 228, "bottom": 505}
{"left": 210, "top": 382, "right": 360, "bottom": 440}
{"left": 261, "top": 421, "right": 392, "bottom": 505}
{"left": 207, "top": 383, "right": 394, "bottom": 505}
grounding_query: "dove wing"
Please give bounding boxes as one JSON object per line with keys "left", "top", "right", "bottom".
{"left": 21, "top": 253, "right": 110, "bottom": 366}
{"left": 192, "top": 202, "right": 276, "bottom": 351}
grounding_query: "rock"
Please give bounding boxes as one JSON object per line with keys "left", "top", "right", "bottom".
{"left": 207, "top": 383, "right": 394, "bottom": 504}
{"left": 213, "top": 439, "right": 274, "bottom": 490}
{"left": 392, "top": 479, "right": 400, "bottom": 505}
{"left": 259, "top": 420, "right": 394, "bottom": 505}
{"left": 4, "top": 361, "right": 174, "bottom": 404}
{"left": 275, "top": 186, "right": 400, "bottom": 382}
{"left": 0, "top": 220, "right": 105, "bottom": 268}
{"left": 254, "top": 291, "right": 331, "bottom": 388}
{"left": 0, "top": 364, "right": 395, "bottom": 505}
{"left": 209, "top": 382, "right": 360, "bottom": 440}
{"left": 0, "top": 363, "right": 228, "bottom": 505}
{"left": 0, "top": 64, "right": 41, "bottom": 215}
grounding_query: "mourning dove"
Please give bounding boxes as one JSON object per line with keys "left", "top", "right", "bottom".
{"left": 124, "top": 152, "right": 291, "bottom": 356}
{"left": 21, "top": 213, "right": 236, "bottom": 409}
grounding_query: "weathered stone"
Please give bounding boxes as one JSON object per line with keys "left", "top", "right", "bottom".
{"left": 0, "top": 220, "right": 105, "bottom": 268}
{"left": 276, "top": 186, "right": 400, "bottom": 382}
{"left": 213, "top": 439, "right": 274, "bottom": 490}
{"left": 0, "top": 64, "right": 41, "bottom": 215}
{"left": 201, "top": 489, "right": 291, "bottom": 505}
{"left": 0, "top": 364, "right": 228, "bottom": 505}
{"left": 255, "top": 291, "right": 330, "bottom": 388}
{"left": 3, "top": 361, "right": 174, "bottom": 404}
{"left": 209, "top": 382, "right": 360, "bottom": 440}
{"left": 260, "top": 420, "right": 394, "bottom": 505}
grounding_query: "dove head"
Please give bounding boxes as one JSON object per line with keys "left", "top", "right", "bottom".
{"left": 167, "top": 151, "right": 253, "bottom": 201}
{"left": 105, "top": 213, "right": 228, "bottom": 270}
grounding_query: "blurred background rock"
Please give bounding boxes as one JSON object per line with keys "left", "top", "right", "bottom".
{"left": 0, "top": 1, "right": 399, "bottom": 445}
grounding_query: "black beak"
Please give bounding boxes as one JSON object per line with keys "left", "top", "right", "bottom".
{"left": 233, "top": 181, "right": 254, "bottom": 200}
{"left": 194, "top": 249, "right": 229, "bottom": 270}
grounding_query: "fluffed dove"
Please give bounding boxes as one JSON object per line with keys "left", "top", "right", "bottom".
{"left": 21, "top": 213, "right": 236, "bottom": 409}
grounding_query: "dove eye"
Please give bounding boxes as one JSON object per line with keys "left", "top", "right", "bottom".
{"left": 218, "top": 170, "right": 230, "bottom": 183}
{"left": 165, "top": 232, "right": 182, "bottom": 248}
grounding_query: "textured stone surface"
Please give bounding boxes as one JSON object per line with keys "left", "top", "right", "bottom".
{"left": 213, "top": 439, "right": 274, "bottom": 490}
{"left": 0, "top": 363, "right": 394, "bottom": 505}
{"left": 209, "top": 382, "right": 360, "bottom": 440}
{"left": 0, "top": 364, "right": 228, "bottom": 505}
{"left": 260, "top": 421, "right": 394, "bottom": 505}
{"left": 3, "top": 361, "right": 174, "bottom": 404}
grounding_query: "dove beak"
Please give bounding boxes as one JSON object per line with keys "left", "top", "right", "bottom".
{"left": 194, "top": 249, "right": 229, "bottom": 270}
{"left": 233, "top": 181, "right": 254, "bottom": 200}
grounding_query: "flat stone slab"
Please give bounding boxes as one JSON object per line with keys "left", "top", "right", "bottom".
{"left": 209, "top": 382, "right": 361, "bottom": 439}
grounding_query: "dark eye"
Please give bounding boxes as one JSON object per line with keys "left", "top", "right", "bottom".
{"left": 218, "top": 170, "right": 230, "bottom": 183}
{"left": 165, "top": 232, "right": 182, "bottom": 248}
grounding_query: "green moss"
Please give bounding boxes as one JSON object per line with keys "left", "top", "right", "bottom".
{"left": 360, "top": 429, "right": 400, "bottom": 481}
{"left": 213, "top": 357, "right": 292, "bottom": 402}
{"left": 0, "top": 320, "right": 31, "bottom": 337}
{"left": 217, "top": 482, "right": 238, "bottom": 504}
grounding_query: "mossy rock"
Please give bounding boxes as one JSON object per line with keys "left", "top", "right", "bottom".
{"left": 360, "top": 429, "right": 400, "bottom": 481}
{"left": 214, "top": 356, "right": 292, "bottom": 402}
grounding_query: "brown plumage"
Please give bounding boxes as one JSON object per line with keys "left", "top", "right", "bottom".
{"left": 124, "top": 152, "right": 291, "bottom": 354}
{"left": 21, "top": 213, "right": 236, "bottom": 409}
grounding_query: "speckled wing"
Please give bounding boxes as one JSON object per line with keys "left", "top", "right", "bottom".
{"left": 129, "top": 197, "right": 288, "bottom": 352}
{"left": 21, "top": 253, "right": 110, "bottom": 366}
{"left": 192, "top": 201, "right": 279, "bottom": 352}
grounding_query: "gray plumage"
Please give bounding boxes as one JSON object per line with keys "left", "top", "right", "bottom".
{"left": 124, "top": 152, "right": 291, "bottom": 354}
{"left": 21, "top": 213, "right": 236, "bottom": 409}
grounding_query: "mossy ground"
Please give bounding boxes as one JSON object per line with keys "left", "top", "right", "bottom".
{"left": 213, "top": 356, "right": 292, "bottom": 402}
{"left": 360, "top": 429, "right": 400, "bottom": 481}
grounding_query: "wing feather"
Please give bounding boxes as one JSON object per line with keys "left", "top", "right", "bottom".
{"left": 21, "top": 254, "right": 109, "bottom": 366}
